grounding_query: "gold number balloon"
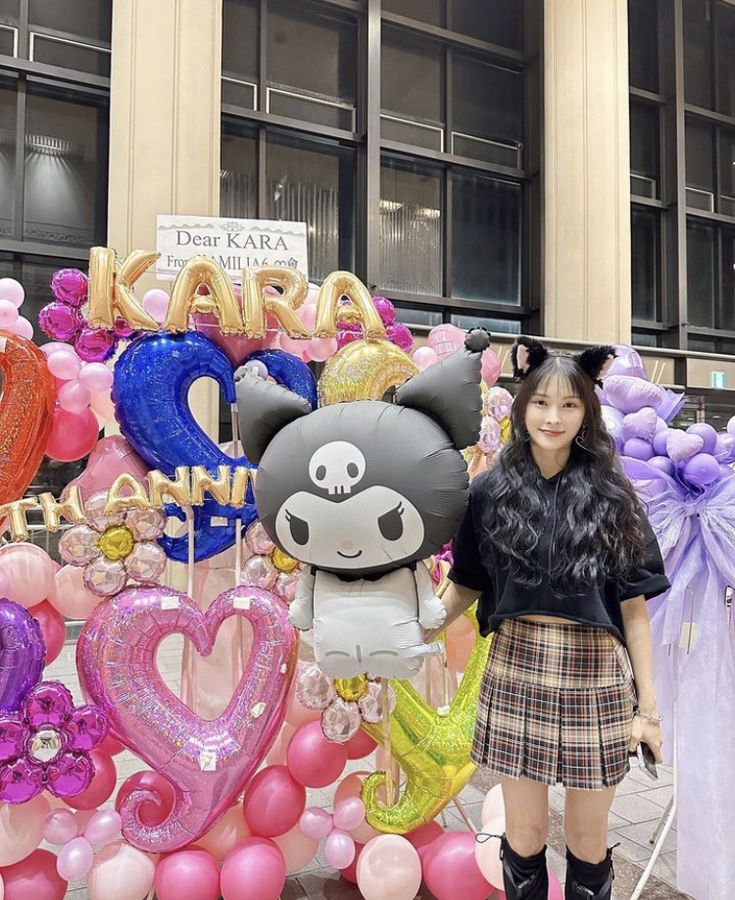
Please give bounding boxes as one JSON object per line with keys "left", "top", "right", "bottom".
{"left": 359, "top": 607, "right": 491, "bottom": 834}
{"left": 317, "top": 339, "right": 418, "bottom": 406}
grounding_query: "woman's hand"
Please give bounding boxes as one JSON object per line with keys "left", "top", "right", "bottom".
{"left": 629, "top": 713, "right": 664, "bottom": 763}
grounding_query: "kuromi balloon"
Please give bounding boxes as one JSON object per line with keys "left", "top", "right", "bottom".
{"left": 235, "top": 330, "right": 490, "bottom": 679}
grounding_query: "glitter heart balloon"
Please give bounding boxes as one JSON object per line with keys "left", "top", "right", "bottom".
{"left": 76, "top": 585, "right": 298, "bottom": 853}
{"left": 0, "top": 600, "right": 45, "bottom": 712}
{"left": 0, "top": 331, "right": 56, "bottom": 505}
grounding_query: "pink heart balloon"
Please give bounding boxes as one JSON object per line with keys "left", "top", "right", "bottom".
{"left": 76, "top": 585, "right": 298, "bottom": 854}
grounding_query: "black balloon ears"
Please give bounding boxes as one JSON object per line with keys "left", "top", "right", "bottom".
{"left": 511, "top": 336, "right": 549, "bottom": 381}
{"left": 575, "top": 346, "right": 617, "bottom": 387}
{"left": 234, "top": 370, "right": 311, "bottom": 464}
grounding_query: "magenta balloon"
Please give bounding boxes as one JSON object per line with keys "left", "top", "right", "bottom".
{"left": 76, "top": 585, "right": 298, "bottom": 853}
{"left": 423, "top": 831, "right": 493, "bottom": 900}
{"left": 682, "top": 452, "right": 721, "bottom": 488}
{"left": 220, "top": 837, "right": 286, "bottom": 900}
{"left": 372, "top": 297, "right": 396, "bottom": 325}
{"left": 242, "top": 764, "right": 306, "bottom": 837}
{"left": 154, "top": 850, "right": 220, "bottom": 900}
{"left": 286, "top": 720, "right": 348, "bottom": 788}
{"left": 623, "top": 438, "right": 654, "bottom": 461}
{"left": 325, "top": 829, "right": 356, "bottom": 869}
{"left": 648, "top": 455, "right": 676, "bottom": 476}
{"left": 51, "top": 268, "right": 88, "bottom": 307}
{"left": 686, "top": 423, "right": 718, "bottom": 454}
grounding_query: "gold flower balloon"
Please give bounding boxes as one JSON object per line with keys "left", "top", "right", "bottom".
{"left": 360, "top": 605, "right": 491, "bottom": 834}
{"left": 97, "top": 525, "right": 134, "bottom": 561}
{"left": 271, "top": 548, "right": 299, "bottom": 574}
{"left": 334, "top": 675, "right": 369, "bottom": 703}
{"left": 318, "top": 339, "right": 418, "bottom": 406}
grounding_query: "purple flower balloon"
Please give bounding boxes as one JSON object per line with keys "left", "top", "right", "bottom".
{"left": 0, "top": 599, "right": 45, "bottom": 712}
{"left": 75, "top": 327, "right": 116, "bottom": 362}
{"left": 372, "top": 296, "right": 396, "bottom": 326}
{"left": 39, "top": 302, "right": 84, "bottom": 342}
{"left": 387, "top": 322, "right": 414, "bottom": 353}
{"left": 51, "top": 268, "right": 89, "bottom": 307}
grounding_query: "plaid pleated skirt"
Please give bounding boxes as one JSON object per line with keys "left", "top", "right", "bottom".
{"left": 472, "top": 617, "right": 637, "bottom": 790}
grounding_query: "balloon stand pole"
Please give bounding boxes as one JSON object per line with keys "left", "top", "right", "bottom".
{"left": 453, "top": 796, "right": 478, "bottom": 834}
{"left": 185, "top": 506, "right": 195, "bottom": 600}
{"left": 231, "top": 403, "right": 247, "bottom": 678}
{"left": 425, "top": 658, "right": 432, "bottom": 706}
{"left": 436, "top": 562, "right": 451, "bottom": 715}
{"left": 380, "top": 678, "right": 395, "bottom": 807}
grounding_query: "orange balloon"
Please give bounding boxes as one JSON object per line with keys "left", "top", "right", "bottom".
{"left": 0, "top": 332, "right": 55, "bottom": 505}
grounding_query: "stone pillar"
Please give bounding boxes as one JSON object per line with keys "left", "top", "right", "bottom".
{"left": 543, "top": 0, "right": 631, "bottom": 344}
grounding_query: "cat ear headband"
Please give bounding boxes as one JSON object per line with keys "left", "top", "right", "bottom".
{"left": 510, "top": 336, "right": 616, "bottom": 388}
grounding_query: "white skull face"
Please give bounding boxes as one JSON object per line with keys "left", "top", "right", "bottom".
{"left": 308, "top": 442, "right": 366, "bottom": 496}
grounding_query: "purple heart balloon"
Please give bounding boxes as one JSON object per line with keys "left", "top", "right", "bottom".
{"left": 0, "top": 599, "right": 46, "bottom": 712}
{"left": 622, "top": 407, "right": 658, "bottom": 443}
{"left": 666, "top": 429, "right": 704, "bottom": 464}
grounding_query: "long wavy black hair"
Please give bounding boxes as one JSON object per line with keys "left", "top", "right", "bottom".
{"left": 482, "top": 353, "right": 647, "bottom": 594}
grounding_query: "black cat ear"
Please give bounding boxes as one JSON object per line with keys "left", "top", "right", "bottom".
{"left": 511, "top": 336, "right": 549, "bottom": 381}
{"left": 234, "top": 370, "right": 311, "bottom": 464}
{"left": 575, "top": 346, "right": 617, "bottom": 387}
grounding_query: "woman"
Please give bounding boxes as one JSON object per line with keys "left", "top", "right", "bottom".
{"left": 433, "top": 337, "right": 670, "bottom": 900}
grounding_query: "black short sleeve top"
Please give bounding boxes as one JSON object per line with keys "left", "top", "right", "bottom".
{"left": 447, "top": 469, "right": 670, "bottom": 645}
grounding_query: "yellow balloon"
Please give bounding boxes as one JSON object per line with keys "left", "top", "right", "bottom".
{"left": 271, "top": 547, "right": 299, "bottom": 574}
{"left": 360, "top": 604, "right": 491, "bottom": 834}
{"left": 313, "top": 271, "right": 386, "bottom": 340}
{"left": 318, "top": 339, "right": 418, "bottom": 406}
{"left": 500, "top": 415, "right": 513, "bottom": 444}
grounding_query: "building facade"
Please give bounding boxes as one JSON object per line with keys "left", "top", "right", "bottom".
{"left": 1, "top": 0, "right": 735, "bottom": 439}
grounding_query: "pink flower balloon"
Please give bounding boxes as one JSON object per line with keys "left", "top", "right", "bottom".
{"left": 77, "top": 586, "right": 298, "bottom": 853}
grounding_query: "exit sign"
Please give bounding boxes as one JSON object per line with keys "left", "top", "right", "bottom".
{"left": 711, "top": 371, "right": 727, "bottom": 389}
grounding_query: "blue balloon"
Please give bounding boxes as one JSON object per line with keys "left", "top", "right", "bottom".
{"left": 113, "top": 331, "right": 256, "bottom": 563}
{"left": 243, "top": 349, "right": 318, "bottom": 408}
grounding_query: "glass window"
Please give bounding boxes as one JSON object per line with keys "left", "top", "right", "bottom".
{"left": 31, "top": 35, "right": 110, "bottom": 77}
{"left": 220, "top": 128, "right": 257, "bottom": 219}
{"left": 685, "top": 121, "right": 714, "bottom": 209}
{"left": 451, "top": 172, "right": 520, "bottom": 304}
{"left": 683, "top": 0, "right": 713, "bottom": 109}
{"left": 383, "top": 0, "right": 443, "bottom": 27}
{"left": 382, "top": 29, "right": 443, "bottom": 126}
{"left": 717, "top": 1, "right": 735, "bottom": 117}
{"left": 20, "top": 257, "right": 68, "bottom": 330}
{"left": 720, "top": 130, "right": 735, "bottom": 216}
{"left": 267, "top": 1, "right": 356, "bottom": 128}
{"left": 686, "top": 220, "right": 716, "bottom": 327}
{"left": 450, "top": 313, "right": 520, "bottom": 333}
{"left": 630, "top": 102, "right": 659, "bottom": 198}
{"left": 632, "top": 330, "right": 660, "bottom": 348}
{"left": 23, "top": 89, "right": 108, "bottom": 247}
{"left": 631, "top": 207, "right": 660, "bottom": 321}
{"left": 452, "top": 55, "right": 522, "bottom": 166}
{"left": 29, "top": 0, "right": 111, "bottom": 44}
{"left": 380, "top": 157, "right": 442, "bottom": 297}
{"left": 0, "top": 1, "right": 19, "bottom": 28}
{"left": 450, "top": 0, "right": 522, "bottom": 50}
{"left": 687, "top": 335, "right": 716, "bottom": 352}
{"left": 722, "top": 227, "right": 735, "bottom": 330}
{"left": 266, "top": 135, "right": 355, "bottom": 282}
{"left": 0, "top": 81, "right": 15, "bottom": 239}
{"left": 394, "top": 304, "right": 443, "bottom": 328}
{"left": 222, "top": 0, "right": 258, "bottom": 81}
{"left": 628, "top": 0, "right": 659, "bottom": 93}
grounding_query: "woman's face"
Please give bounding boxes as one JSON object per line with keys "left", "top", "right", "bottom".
{"left": 524, "top": 374, "right": 586, "bottom": 454}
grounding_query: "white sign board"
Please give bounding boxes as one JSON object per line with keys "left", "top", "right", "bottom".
{"left": 156, "top": 215, "right": 309, "bottom": 281}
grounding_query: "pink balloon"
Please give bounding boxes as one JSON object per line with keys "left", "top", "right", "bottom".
{"left": 0, "top": 794, "right": 50, "bottom": 866}
{"left": 79, "top": 362, "right": 114, "bottom": 394}
{"left": 413, "top": 345, "right": 439, "bottom": 370}
{"left": 307, "top": 337, "right": 338, "bottom": 362}
{"left": 339, "top": 841, "right": 364, "bottom": 883}
{"left": 47, "top": 349, "right": 82, "bottom": 380}
{"left": 84, "top": 809, "right": 122, "bottom": 846}
{"left": 272, "top": 821, "right": 319, "bottom": 874}
{"left": 28, "top": 601, "right": 65, "bottom": 664}
{"left": 344, "top": 729, "right": 377, "bottom": 760}
{"left": 195, "top": 806, "right": 251, "bottom": 863}
{"left": 86, "top": 841, "right": 155, "bottom": 900}
{"left": 356, "top": 835, "right": 422, "bottom": 900}
{"left": 286, "top": 720, "right": 348, "bottom": 788}
{"left": 297, "top": 302, "right": 317, "bottom": 330}
{"left": 348, "top": 815, "right": 380, "bottom": 846}
{"left": 90, "top": 389, "right": 116, "bottom": 423}
{"left": 0, "top": 543, "right": 56, "bottom": 608}
{"left": 154, "top": 849, "right": 220, "bottom": 900}
{"left": 405, "top": 820, "right": 444, "bottom": 861}
{"left": 77, "top": 586, "right": 298, "bottom": 853}
{"left": 423, "top": 831, "right": 493, "bottom": 900}
{"left": 42, "top": 808, "right": 79, "bottom": 845}
{"left": 52, "top": 565, "right": 102, "bottom": 619}
{"left": 427, "top": 324, "right": 465, "bottom": 360}
{"left": 334, "top": 770, "right": 369, "bottom": 806}
{"left": 333, "top": 797, "right": 366, "bottom": 832}
{"left": 242, "top": 764, "right": 306, "bottom": 837}
{"left": 142, "top": 289, "right": 170, "bottom": 324}
{"left": 474, "top": 816, "right": 505, "bottom": 888}
{"left": 481, "top": 784, "right": 506, "bottom": 825}
{"left": 58, "top": 380, "right": 92, "bottom": 413}
{"left": 0, "top": 277, "right": 24, "bottom": 307}
{"left": 1, "top": 849, "right": 66, "bottom": 900}
{"left": 116, "top": 770, "right": 175, "bottom": 828}
{"left": 220, "top": 837, "right": 286, "bottom": 900}
{"left": 64, "top": 750, "right": 117, "bottom": 810}
{"left": 12, "top": 316, "right": 33, "bottom": 340}
{"left": 57, "top": 835, "right": 94, "bottom": 881}
{"left": 299, "top": 807, "right": 333, "bottom": 841}
{"left": 0, "top": 299, "right": 19, "bottom": 328}
{"left": 326, "top": 829, "right": 356, "bottom": 869}
{"left": 279, "top": 334, "right": 308, "bottom": 358}
{"left": 46, "top": 407, "right": 100, "bottom": 462}
{"left": 66, "top": 435, "right": 148, "bottom": 500}
{"left": 192, "top": 313, "right": 267, "bottom": 366}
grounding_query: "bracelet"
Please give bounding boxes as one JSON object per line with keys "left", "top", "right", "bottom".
{"left": 633, "top": 708, "right": 663, "bottom": 724}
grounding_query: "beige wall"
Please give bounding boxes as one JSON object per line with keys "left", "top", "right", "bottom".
{"left": 543, "top": 0, "right": 632, "bottom": 345}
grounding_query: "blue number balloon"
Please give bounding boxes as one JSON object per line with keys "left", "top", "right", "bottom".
{"left": 242, "top": 349, "right": 318, "bottom": 409}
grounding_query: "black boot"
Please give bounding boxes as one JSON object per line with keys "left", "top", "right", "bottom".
{"left": 500, "top": 836, "right": 549, "bottom": 900}
{"left": 565, "top": 845, "right": 615, "bottom": 899}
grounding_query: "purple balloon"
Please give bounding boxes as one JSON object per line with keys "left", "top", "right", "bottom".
{"left": 686, "top": 423, "right": 718, "bottom": 455}
{"left": 648, "top": 455, "right": 676, "bottom": 476}
{"left": 652, "top": 428, "right": 670, "bottom": 456}
{"left": 39, "top": 301, "right": 84, "bottom": 341}
{"left": 609, "top": 346, "right": 648, "bottom": 379}
{"left": 603, "top": 375, "right": 664, "bottom": 415}
{"left": 715, "top": 434, "right": 735, "bottom": 462}
{"left": 372, "top": 296, "right": 396, "bottom": 326}
{"left": 728, "top": 415, "right": 735, "bottom": 436}
{"left": 622, "top": 407, "right": 658, "bottom": 442}
{"left": 0, "top": 599, "right": 45, "bottom": 712}
{"left": 601, "top": 405, "right": 624, "bottom": 440}
{"left": 666, "top": 429, "right": 704, "bottom": 464}
{"left": 77, "top": 585, "right": 298, "bottom": 853}
{"left": 682, "top": 452, "right": 721, "bottom": 488}
{"left": 657, "top": 389, "right": 686, "bottom": 423}
{"left": 75, "top": 327, "right": 116, "bottom": 362}
{"left": 51, "top": 268, "right": 89, "bottom": 307}
{"left": 623, "top": 438, "right": 654, "bottom": 461}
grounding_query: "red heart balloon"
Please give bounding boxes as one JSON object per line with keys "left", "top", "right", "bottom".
{"left": 0, "top": 332, "right": 55, "bottom": 505}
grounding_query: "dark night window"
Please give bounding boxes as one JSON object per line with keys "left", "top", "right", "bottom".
{"left": 630, "top": 102, "right": 660, "bottom": 198}
{"left": 382, "top": 29, "right": 443, "bottom": 149}
{"left": 628, "top": 0, "right": 659, "bottom": 93}
{"left": 450, "top": 0, "right": 522, "bottom": 50}
{"left": 685, "top": 121, "right": 714, "bottom": 210}
{"left": 631, "top": 207, "right": 660, "bottom": 321}
{"left": 686, "top": 220, "right": 716, "bottom": 327}
{"left": 684, "top": 0, "right": 713, "bottom": 109}
{"left": 220, "top": 127, "right": 257, "bottom": 219}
